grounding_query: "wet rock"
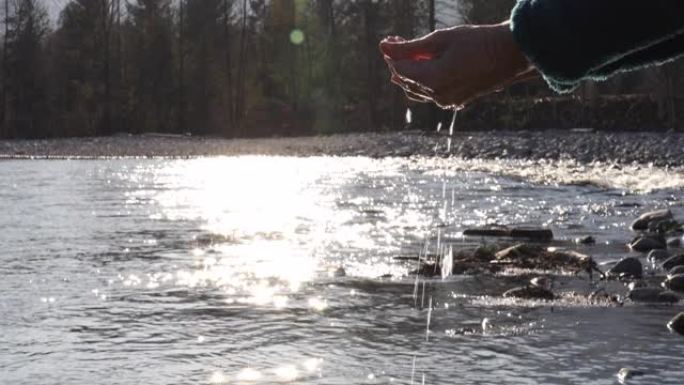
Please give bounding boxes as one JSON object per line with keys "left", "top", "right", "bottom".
{"left": 667, "top": 312, "right": 684, "bottom": 335}
{"left": 628, "top": 287, "right": 679, "bottom": 303}
{"left": 333, "top": 267, "right": 347, "bottom": 278}
{"left": 509, "top": 228, "right": 554, "bottom": 242}
{"left": 494, "top": 244, "right": 543, "bottom": 261}
{"left": 631, "top": 209, "right": 673, "bottom": 231}
{"left": 649, "top": 218, "right": 680, "bottom": 234}
{"left": 629, "top": 235, "right": 666, "bottom": 253}
{"left": 503, "top": 286, "right": 555, "bottom": 300}
{"left": 617, "top": 368, "right": 646, "bottom": 383}
{"left": 578, "top": 236, "right": 596, "bottom": 245}
{"left": 647, "top": 249, "right": 669, "bottom": 263}
{"left": 463, "top": 227, "right": 511, "bottom": 237}
{"left": 669, "top": 265, "right": 684, "bottom": 277}
{"left": 664, "top": 274, "right": 684, "bottom": 293}
{"left": 667, "top": 237, "right": 682, "bottom": 248}
{"left": 606, "top": 257, "right": 643, "bottom": 279}
{"left": 662, "top": 254, "right": 684, "bottom": 271}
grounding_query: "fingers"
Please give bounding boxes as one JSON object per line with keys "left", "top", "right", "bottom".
{"left": 390, "top": 74, "right": 430, "bottom": 103}
{"left": 379, "top": 30, "right": 446, "bottom": 61}
{"left": 391, "top": 59, "right": 440, "bottom": 91}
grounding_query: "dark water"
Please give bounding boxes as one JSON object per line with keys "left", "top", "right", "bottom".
{"left": 1, "top": 157, "right": 683, "bottom": 385}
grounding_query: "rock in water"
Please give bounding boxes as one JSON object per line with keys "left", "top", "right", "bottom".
{"left": 667, "top": 312, "right": 684, "bottom": 335}
{"left": 578, "top": 236, "right": 596, "bottom": 245}
{"left": 503, "top": 286, "right": 555, "bottom": 300}
{"left": 662, "top": 254, "right": 684, "bottom": 271}
{"left": 664, "top": 274, "right": 684, "bottom": 293}
{"left": 647, "top": 249, "right": 670, "bottom": 263}
{"left": 606, "top": 257, "right": 643, "bottom": 279}
{"left": 617, "top": 368, "right": 645, "bottom": 383}
{"left": 628, "top": 287, "right": 679, "bottom": 303}
{"left": 668, "top": 237, "right": 682, "bottom": 248}
{"left": 629, "top": 235, "right": 666, "bottom": 253}
{"left": 509, "top": 228, "right": 554, "bottom": 242}
{"left": 631, "top": 209, "right": 673, "bottom": 231}
{"left": 494, "top": 244, "right": 543, "bottom": 261}
{"left": 463, "top": 227, "right": 511, "bottom": 237}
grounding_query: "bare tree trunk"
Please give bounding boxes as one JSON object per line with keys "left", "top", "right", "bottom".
{"left": 236, "top": 0, "right": 248, "bottom": 133}
{"left": 101, "top": 0, "right": 112, "bottom": 135}
{"left": 178, "top": 0, "right": 185, "bottom": 133}
{"left": 1, "top": 0, "right": 8, "bottom": 137}
{"left": 362, "top": 0, "right": 378, "bottom": 130}
{"left": 222, "top": 0, "right": 234, "bottom": 134}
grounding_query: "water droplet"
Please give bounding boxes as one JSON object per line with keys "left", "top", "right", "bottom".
{"left": 405, "top": 108, "right": 412, "bottom": 124}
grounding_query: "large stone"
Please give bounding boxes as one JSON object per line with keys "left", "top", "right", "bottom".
{"left": 629, "top": 235, "right": 666, "bottom": 253}
{"left": 494, "top": 244, "right": 543, "bottom": 261}
{"left": 667, "top": 312, "right": 684, "bottom": 335}
{"left": 662, "top": 254, "right": 684, "bottom": 271}
{"left": 463, "top": 227, "right": 512, "bottom": 237}
{"left": 628, "top": 287, "right": 679, "bottom": 303}
{"left": 606, "top": 257, "right": 643, "bottom": 279}
{"left": 631, "top": 209, "right": 673, "bottom": 231}
{"left": 617, "top": 368, "right": 646, "bottom": 383}
{"left": 509, "top": 228, "right": 554, "bottom": 242}
{"left": 664, "top": 274, "right": 684, "bottom": 293}
{"left": 503, "top": 286, "right": 555, "bottom": 300}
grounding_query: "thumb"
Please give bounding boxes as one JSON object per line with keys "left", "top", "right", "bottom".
{"left": 380, "top": 32, "right": 445, "bottom": 61}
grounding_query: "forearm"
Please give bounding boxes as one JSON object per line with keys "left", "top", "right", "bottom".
{"left": 510, "top": 0, "right": 684, "bottom": 91}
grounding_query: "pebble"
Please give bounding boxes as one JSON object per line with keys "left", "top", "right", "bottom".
{"left": 631, "top": 209, "right": 673, "bottom": 231}
{"left": 662, "top": 254, "right": 684, "bottom": 271}
{"left": 667, "top": 312, "right": 684, "bottom": 335}
{"left": 606, "top": 257, "right": 643, "bottom": 279}
{"left": 663, "top": 274, "right": 684, "bottom": 293}
{"left": 629, "top": 235, "right": 666, "bottom": 253}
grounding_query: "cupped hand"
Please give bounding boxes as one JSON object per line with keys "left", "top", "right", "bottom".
{"left": 380, "top": 22, "right": 537, "bottom": 109}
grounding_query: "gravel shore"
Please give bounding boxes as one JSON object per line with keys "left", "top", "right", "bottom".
{"left": 1, "top": 130, "right": 683, "bottom": 166}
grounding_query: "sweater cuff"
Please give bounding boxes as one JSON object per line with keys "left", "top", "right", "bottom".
{"left": 509, "top": 0, "right": 580, "bottom": 93}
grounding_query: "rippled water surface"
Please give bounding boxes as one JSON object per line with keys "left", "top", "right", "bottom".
{"left": 1, "top": 157, "right": 683, "bottom": 385}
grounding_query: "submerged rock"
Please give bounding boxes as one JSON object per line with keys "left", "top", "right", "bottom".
{"left": 629, "top": 235, "right": 666, "bottom": 252}
{"left": 631, "top": 209, "right": 673, "bottom": 231}
{"left": 606, "top": 257, "right": 643, "bottom": 279}
{"left": 667, "top": 312, "right": 684, "bottom": 335}
{"left": 647, "top": 249, "right": 670, "bottom": 263}
{"left": 664, "top": 274, "right": 684, "bottom": 293}
{"left": 578, "top": 236, "right": 596, "bottom": 245}
{"left": 628, "top": 287, "right": 679, "bottom": 303}
{"left": 503, "top": 286, "right": 555, "bottom": 300}
{"left": 662, "top": 254, "right": 684, "bottom": 271}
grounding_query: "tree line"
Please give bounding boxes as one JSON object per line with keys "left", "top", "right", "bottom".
{"left": 0, "top": 0, "right": 682, "bottom": 140}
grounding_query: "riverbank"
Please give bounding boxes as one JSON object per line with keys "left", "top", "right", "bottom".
{"left": 1, "top": 130, "right": 684, "bottom": 166}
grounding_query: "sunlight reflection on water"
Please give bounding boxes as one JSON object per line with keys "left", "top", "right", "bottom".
{"left": 2, "top": 157, "right": 684, "bottom": 385}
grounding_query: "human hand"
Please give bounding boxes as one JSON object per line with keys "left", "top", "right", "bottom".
{"left": 380, "top": 22, "right": 537, "bottom": 109}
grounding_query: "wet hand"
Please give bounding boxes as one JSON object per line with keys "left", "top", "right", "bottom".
{"left": 379, "top": 22, "right": 537, "bottom": 109}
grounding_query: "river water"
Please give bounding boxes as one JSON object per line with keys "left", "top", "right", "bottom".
{"left": 1, "top": 157, "right": 683, "bottom": 385}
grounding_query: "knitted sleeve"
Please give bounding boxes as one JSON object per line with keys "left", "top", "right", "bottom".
{"left": 510, "top": 0, "right": 684, "bottom": 92}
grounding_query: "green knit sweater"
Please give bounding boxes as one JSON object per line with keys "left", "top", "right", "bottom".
{"left": 510, "top": 0, "right": 684, "bottom": 92}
